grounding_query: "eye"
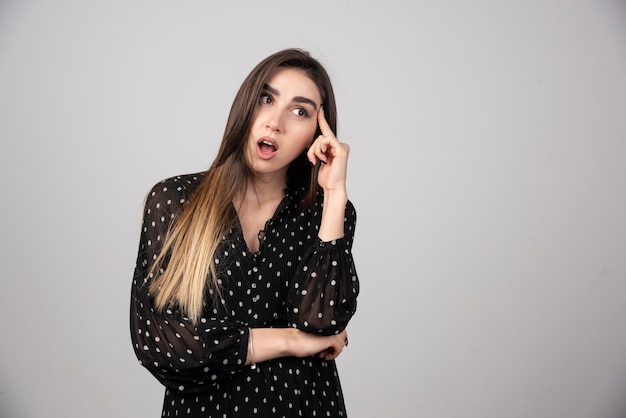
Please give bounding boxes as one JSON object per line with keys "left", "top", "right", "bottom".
{"left": 259, "top": 93, "right": 272, "bottom": 105}
{"left": 291, "top": 107, "right": 309, "bottom": 118}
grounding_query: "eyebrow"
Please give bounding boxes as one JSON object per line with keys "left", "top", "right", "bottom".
{"left": 263, "top": 83, "right": 318, "bottom": 110}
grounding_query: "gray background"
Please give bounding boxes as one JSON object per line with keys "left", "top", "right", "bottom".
{"left": 1, "top": 1, "right": 626, "bottom": 417}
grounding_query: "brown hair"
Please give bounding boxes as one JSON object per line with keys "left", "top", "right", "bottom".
{"left": 148, "top": 48, "right": 338, "bottom": 323}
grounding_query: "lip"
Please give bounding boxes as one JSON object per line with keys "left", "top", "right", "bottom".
{"left": 257, "top": 136, "right": 278, "bottom": 148}
{"left": 256, "top": 136, "right": 279, "bottom": 160}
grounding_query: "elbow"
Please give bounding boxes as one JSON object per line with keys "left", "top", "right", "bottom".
{"left": 288, "top": 300, "right": 357, "bottom": 336}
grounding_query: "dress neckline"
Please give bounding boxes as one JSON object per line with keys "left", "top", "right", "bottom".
{"left": 232, "top": 189, "right": 292, "bottom": 257}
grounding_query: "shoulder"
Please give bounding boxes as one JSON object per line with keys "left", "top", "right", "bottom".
{"left": 144, "top": 172, "right": 205, "bottom": 214}
{"left": 147, "top": 172, "right": 205, "bottom": 197}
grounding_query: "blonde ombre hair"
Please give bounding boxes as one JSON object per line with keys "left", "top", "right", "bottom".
{"left": 147, "top": 49, "right": 338, "bottom": 324}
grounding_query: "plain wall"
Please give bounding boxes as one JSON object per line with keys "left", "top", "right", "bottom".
{"left": 1, "top": 1, "right": 625, "bottom": 417}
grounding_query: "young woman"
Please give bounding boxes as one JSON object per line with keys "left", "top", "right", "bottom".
{"left": 130, "top": 48, "right": 359, "bottom": 417}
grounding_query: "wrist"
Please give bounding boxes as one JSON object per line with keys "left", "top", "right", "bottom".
{"left": 319, "top": 192, "right": 348, "bottom": 241}
{"left": 322, "top": 190, "right": 348, "bottom": 208}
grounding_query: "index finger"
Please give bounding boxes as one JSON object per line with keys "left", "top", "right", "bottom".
{"left": 317, "top": 106, "right": 334, "bottom": 137}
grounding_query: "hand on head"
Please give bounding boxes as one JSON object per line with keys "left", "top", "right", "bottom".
{"left": 307, "top": 107, "right": 350, "bottom": 193}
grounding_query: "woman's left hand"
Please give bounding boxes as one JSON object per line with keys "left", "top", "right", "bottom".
{"left": 307, "top": 107, "right": 350, "bottom": 193}
{"left": 316, "top": 329, "right": 349, "bottom": 361}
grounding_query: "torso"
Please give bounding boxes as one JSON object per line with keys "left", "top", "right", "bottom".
{"left": 133, "top": 173, "right": 352, "bottom": 417}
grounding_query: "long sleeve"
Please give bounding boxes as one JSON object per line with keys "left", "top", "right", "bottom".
{"left": 287, "top": 200, "right": 359, "bottom": 335}
{"left": 129, "top": 175, "right": 249, "bottom": 393}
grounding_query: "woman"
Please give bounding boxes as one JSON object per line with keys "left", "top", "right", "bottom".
{"left": 130, "top": 48, "right": 359, "bottom": 417}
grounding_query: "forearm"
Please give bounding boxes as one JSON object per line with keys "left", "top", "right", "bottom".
{"left": 245, "top": 328, "right": 292, "bottom": 365}
{"left": 318, "top": 190, "right": 348, "bottom": 241}
{"left": 246, "top": 327, "right": 346, "bottom": 365}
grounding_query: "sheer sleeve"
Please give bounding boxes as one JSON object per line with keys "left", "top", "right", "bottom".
{"left": 287, "top": 200, "right": 359, "bottom": 336}
{"left": 129, "top": 176, "right": 249, "bottom": 393}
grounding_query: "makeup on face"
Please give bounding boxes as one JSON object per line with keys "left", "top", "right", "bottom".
{"left": 259, "top": 83, "right": 320, "bottom": 123}
{"left": 246, "top": 68, "right": 322, "bottom": 175}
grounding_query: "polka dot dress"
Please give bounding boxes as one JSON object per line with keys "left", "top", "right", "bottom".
{"left": 130, "top": 173, "right": 359, "bottom": 417}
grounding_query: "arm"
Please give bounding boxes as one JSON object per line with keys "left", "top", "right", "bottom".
{"left": 130, "top": 282, "right": 249, "bottom": 392}
{"left": 318, "top": 190, "right": 348, "bottom": 241}
{"left": 309, "top": 106, "right": 351, "bottom": 242}
{"left": 245, "top": 328, "right": 348, "bottom": 365}
{"left": 130, "top": 177, "right": 250, "bottom": 393}
{"left": 286, "top": 201, "right": 359, "bottom": 335}
{"left": 290, "top": 108, "right": 359, "bottom": 335}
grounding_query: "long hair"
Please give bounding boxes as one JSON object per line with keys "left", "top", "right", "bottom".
{"left": 147, "top": 48, "right": 338, "bottom": 323}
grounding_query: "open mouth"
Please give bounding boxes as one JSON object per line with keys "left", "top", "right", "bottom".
{"left": 256, "top": 137, "right": 278, "bottom": 158}
{"left": 258, "top": 139, "right": 277, "bottom": 153}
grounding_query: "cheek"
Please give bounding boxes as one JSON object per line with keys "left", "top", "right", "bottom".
{"left": 250, "top": 108, "right": 264, "bottom": 129}
{"left": 300, "top": 122, "right": 318, "bottom": 144}
{"left": 285, "top": 132, "right": 313, "bottom": 159}
{"left": 296, "top": 127, "right": 316, "bottom": 151}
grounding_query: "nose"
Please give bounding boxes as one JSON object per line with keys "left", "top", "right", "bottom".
{"left": 265, "top": 108, "right": 283, "bottom": 132}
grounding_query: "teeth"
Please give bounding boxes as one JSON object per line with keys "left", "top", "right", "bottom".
{"left": 261, "top": 140, "right": 274, "bottom": 147}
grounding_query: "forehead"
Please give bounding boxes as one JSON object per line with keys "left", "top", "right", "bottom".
{"left": 264, "top": 68, "right": 322, "bottom": 103}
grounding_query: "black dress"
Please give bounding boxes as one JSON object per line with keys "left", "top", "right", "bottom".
{"left": 130, "top": 173, "right": 359, "bottom": 417}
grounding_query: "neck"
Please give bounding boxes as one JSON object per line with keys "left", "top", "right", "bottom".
{"left": 239, "top": 173, "right": 287, "bottom": 206}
